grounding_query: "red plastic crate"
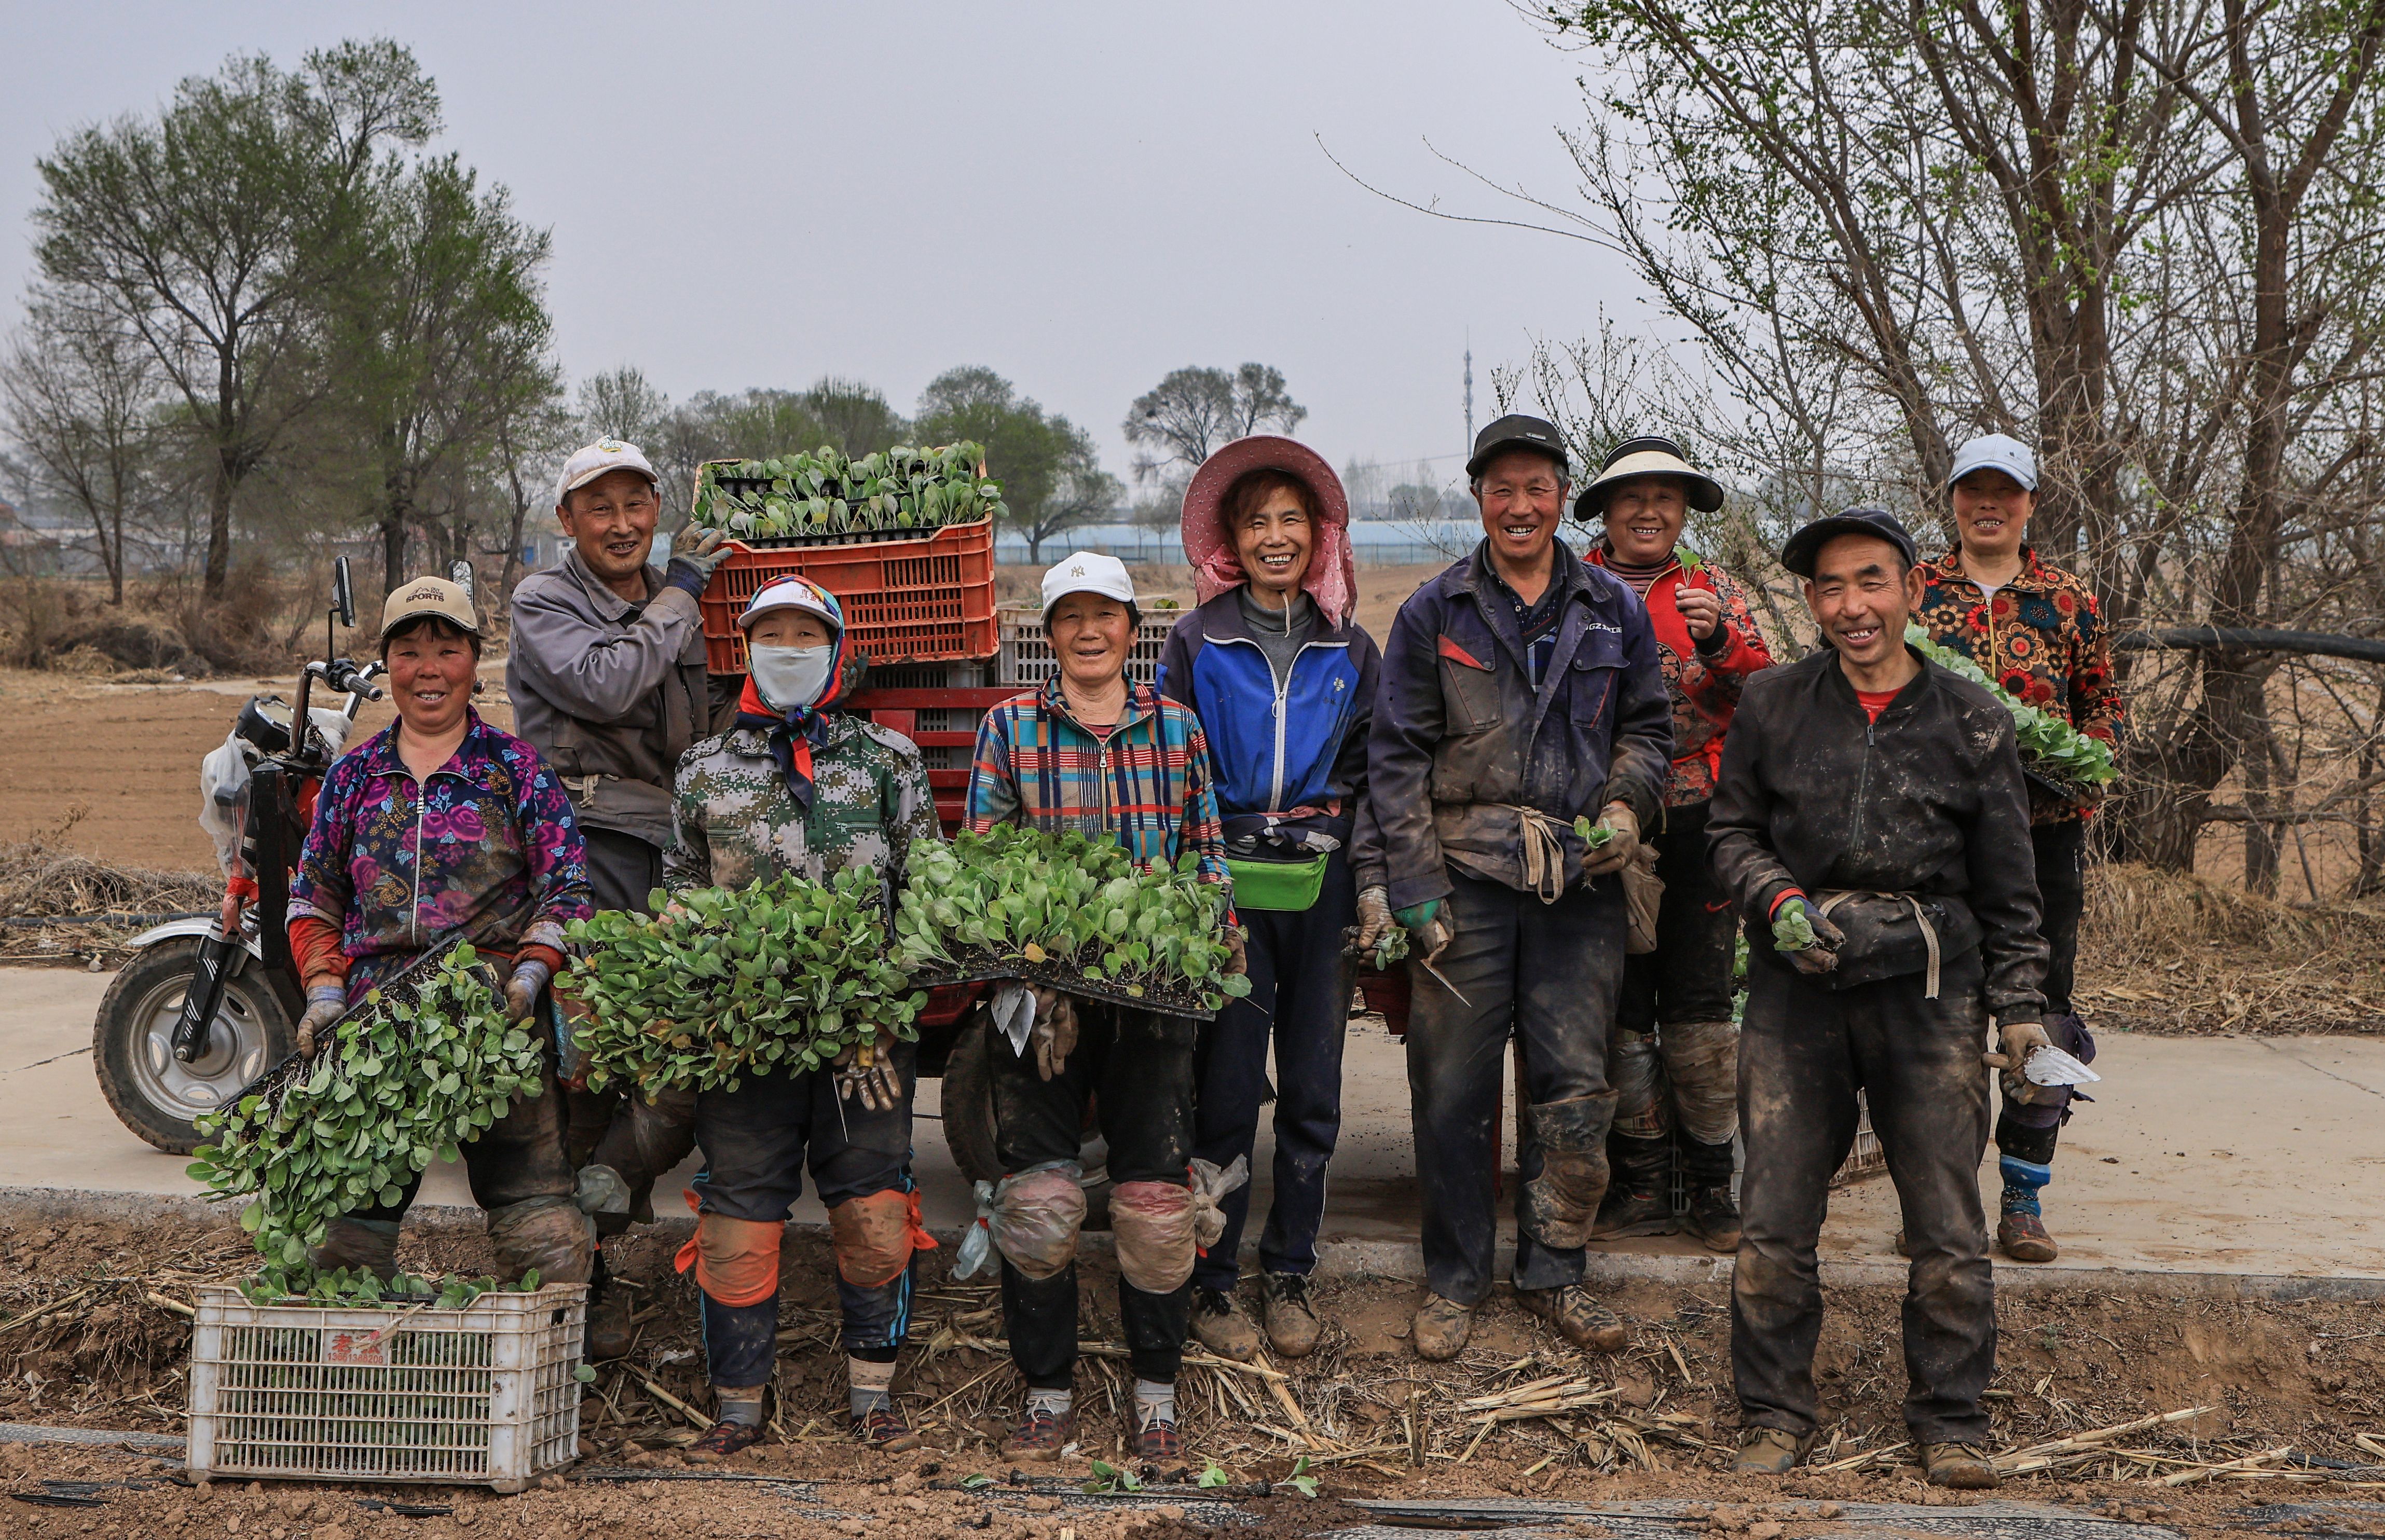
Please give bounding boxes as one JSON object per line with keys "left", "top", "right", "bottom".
{"left": 699, "top": 518, "right": 997, "bottom": 673}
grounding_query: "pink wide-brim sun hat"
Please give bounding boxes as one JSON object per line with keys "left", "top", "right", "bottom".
{"left": 1178, "top": 435, "right": 1358, "bottom": 625}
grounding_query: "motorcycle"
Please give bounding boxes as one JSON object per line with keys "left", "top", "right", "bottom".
{"left": 91, "top": 557, "right": 387, "bottom": 1153}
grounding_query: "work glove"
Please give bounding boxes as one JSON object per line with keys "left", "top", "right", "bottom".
{"left": 1771, "top": 897, "right": 1844, "bottom": 977}
{"left": 661, "top": 525, "right": 730, "bottom": 596}
{"left": 1983, "top": 1018, "right": 2054, "bottom": 1072}
{"left": 1029, "top": 986, "right": 1078, "bottom": 1082}
{"left": 1395, "top": 899, "right": 1455, "bottom": 967}
{"left": 502, "top": 957, "right": 552, "bottom": 1024}
{"left": 1224, "top": 925, "right": 1249, "bottom": 979}
{"left": 833, "top": 1029, "right": 906, "bottom": 1111}
{"left": 1352, "top": 885, "right": 1394, "bottom": 957}
{"left": 296, "top": 983, "right": 347, "bottom": 1062}
{"left": 1580, "top": 801, "right": 1641, "bottom": 878}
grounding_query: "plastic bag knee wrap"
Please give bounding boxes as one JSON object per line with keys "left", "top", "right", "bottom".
{"left": 1111, "top": 1159, "right": 1246, "bottom": 1294}
{"left": 952, "top": 1161, "right": 1086, "bottom": 1282}
{"left": 307, "top": 1216, "right": 400, "bottom": 1281}
{"left": 1520, "top": 1095, "right": 1617, "bottom": 1252}
{"left": 830, "top": 1188, "right": 932, "bottom": 1288}
{"left": 486, "top": 1196, "right": 594, "bottom": 1286}
{"left": 1660, "top": 1018, "right": 1740, "bottom": 1145}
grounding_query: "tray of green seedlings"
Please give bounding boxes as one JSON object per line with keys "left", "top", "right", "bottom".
{"left": 894, "top": 826, "right": 1249, "bottom": 1020}
{"left": 690, "top": 442, "right": 1007, "bottom": 546}
{"left": 1904, "top": 623, "right": 2119, "bottom": 802}
{"left": 186, "top": 940, "right": 559, "bottom": 1308}
{"left": 564, "top": 866, "right": 925, "bottom": 1095}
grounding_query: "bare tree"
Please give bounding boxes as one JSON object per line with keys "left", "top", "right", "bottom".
{"left": 1122, "top": 364, "right": 1307, "bottom": 483}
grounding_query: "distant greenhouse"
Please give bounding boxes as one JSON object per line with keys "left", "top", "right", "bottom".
{"left": 997, "top": 520, "right": 1484, "bottom": 568}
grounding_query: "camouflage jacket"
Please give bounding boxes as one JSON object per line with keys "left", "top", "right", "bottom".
{"left": 663, "top": 712, "right": 941, "bottom": 894}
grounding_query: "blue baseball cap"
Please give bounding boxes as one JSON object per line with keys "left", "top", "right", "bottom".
{"left": 1947, "top": 433, "right": 2038, "bottom": 492}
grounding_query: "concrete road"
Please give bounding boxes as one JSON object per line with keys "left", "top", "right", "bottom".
{"left": 4, "top": 965, "right": 2381, "bottom": 1277}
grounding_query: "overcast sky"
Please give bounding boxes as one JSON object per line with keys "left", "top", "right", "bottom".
{"left": 1, "top": 2, "right": 1651, "bottom": 491}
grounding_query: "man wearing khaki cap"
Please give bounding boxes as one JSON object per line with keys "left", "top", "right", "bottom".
{"left": 506, "top": 438, "right": 731, "bottom": 1357}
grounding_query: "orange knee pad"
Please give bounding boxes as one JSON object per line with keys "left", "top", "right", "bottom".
{"left": 674, "top": 1212, "right": 783, "bottom": 1307}
{"left": 829, "top": 1188, "right": 936, "bottom": 1288}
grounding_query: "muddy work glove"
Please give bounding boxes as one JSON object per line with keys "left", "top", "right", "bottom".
{"left": 833, "top": 1029, "right": 906, "bottom": 1111}
{"left": 1030, "top": 986, "right": 1079, "bottom": 1082}
{"left": 1352, "top": 885, "right": 1395, "bottom": 958}
{"left": 1578, "top": 801, "right": 1641, "bottom": 878}
{"left": 1771, "top": 897, "right": 1844, "bottom": 976}
{"left": 296, "top": 983, "right": 347, "bottom": 1062}
{"left": 1983, "top": 1018, "right": 2054, "bottom": 1071}
{"left": 1395, "top": 899, "right": 1455, "bottom": 967}
{"left": 1224, "top": 925, "right": 1249, "bottom": 979}
{"left": 502, "top": 957, "right": 552, "bottom": 1024}
{"left": 661, "top": 525, "right": 730, "bottom": 596}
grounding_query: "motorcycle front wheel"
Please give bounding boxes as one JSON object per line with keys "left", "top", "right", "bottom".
{"left": 93, "top": 938, "right": 295, "bottom": 1153}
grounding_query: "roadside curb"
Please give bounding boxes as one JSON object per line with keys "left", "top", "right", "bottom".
{"left": 8, "top": 1185, "right": 2383, "bottom": 1301}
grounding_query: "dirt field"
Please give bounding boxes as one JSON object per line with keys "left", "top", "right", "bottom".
{"left": 0, "top": 1212, "right": 2379, "bottom": 1538}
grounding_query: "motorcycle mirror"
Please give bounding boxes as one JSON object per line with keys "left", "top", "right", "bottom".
{"left": 332, "top": 556, "right": 357, "bottom": 630}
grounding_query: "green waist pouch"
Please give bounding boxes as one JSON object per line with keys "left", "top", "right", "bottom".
{"left": 1224, "top": 850, "right": 1331, "bottom": 912}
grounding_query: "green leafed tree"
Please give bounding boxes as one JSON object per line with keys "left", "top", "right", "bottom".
{"left": 30, "top": 39, "right": 440, "bottom": 600}
{"left": 917, "top": 366, "right": 1120, "bottom": 562}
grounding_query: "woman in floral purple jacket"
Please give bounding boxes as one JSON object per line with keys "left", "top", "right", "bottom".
{"left": 286, "top": 576, "right": 596, "bottom": 1289}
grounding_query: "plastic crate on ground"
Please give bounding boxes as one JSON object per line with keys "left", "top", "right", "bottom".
{"left": 699, "top": 518, "right": 996, "bottom": 675}
{"left": 997, "top": 604, "right": 1180, "bottom": 687}
{"left": 186, "top": 1283, "right": 585, "bottom": 1492}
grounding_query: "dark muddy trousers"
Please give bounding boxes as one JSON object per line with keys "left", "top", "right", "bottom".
{"left": 1613, "top": 800, "right": 1741, "bottom": 1145}
{"left": 1733, "top": 947, "right": 1995, "bottom": 1446}
{"left": 1191, "top": 849, "right": 1356, "bottom": 1289}
{"left": 692, "top": 1052, "right": 917, "bottom": 1388}
{"left": 1997, "top": 820, "right": 2091, "bottom": 1177}
{"left": 992, "top": 1002, "right": 1196, "bottom": 1387}
{"left": 1406, "top": 870, "right": 1628, "bottom": 1304}
{"left": 566, "top": 828, "right": 697, "bottom": 1229}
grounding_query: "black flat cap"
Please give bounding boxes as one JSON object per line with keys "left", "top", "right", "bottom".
{"left": 1465, "top": 414, "right": 1570, "bottom": 479}
{"left": 1779, "top": 506, "right": 1918, "bottom": 578}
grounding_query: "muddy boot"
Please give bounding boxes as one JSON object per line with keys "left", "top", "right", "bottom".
{"left": 1921, "top": 1442, "right": 2000, "bottom": 1489}
{"left": 486, "top": 1197, "right": 595, "bottom": 1287}
{"left": 1590, "top": 1133, "right": 1675, "bottom": 1240}
{"left": 1679, "top": 1137, "right": 1742, "bottom": 1253}
{"left": 1411, "top": 1292, "right": 1475, "bottom": 1362}
{"left": 1734, "top": 1427, "right": 1813, "bottom": 1475}
{"left": 1520, "top": 1094, "right": 1619, "bottom": 1251}
{"left": 1516, "top": 1283, "right": 1628, "bottom": 1353}
{"left": 1190, "top": 1285, "right": 1261, "bottom": 1362}
{"left": 1997, "top": 1211, "right": 2059, "bottom": 1262}
{"left": 1259, "top": 1273, "right": 1322, "bottom": 1359}
{"left": 307, "top": 1216, "right": 401, "bottom": 1281}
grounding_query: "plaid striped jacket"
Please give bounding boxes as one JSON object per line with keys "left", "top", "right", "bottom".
{"left": 966, "top": 677, "right": 1232, "bottom": 891}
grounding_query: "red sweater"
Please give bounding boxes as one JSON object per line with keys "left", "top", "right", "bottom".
{"left": 1588, "top": 546, "right": 1773, "bottom": 807}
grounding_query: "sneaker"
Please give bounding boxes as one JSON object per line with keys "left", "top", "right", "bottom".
{"left": 1997, "top": 1211, "right": 2059, "bottom": 1263}
{"left": 1734, "top": 1426, "right": 1813, "bottom": 1475}
{"left": 1589, "top": 1180, "right": 1674, "bottom": 1240}
{"left": 1682, "top": 1184, "right": 1742, "bottom": 1253}
{"left": 1004, "top": 1404, "right": 1074, "bottom": 1463}
{"left": 1921, "top": 1441, "right": 2000, "bottom": 1489}
{"left": 1259, "top": 1273, "right": 1322, "bottom": 1359}
{"left": 1411, "top": 1292, "right": 1475, "bottom": 1362}
{"left": 1132, "top": 1410, "right": 1183, "bottom": 1464}
{"left": 684, "top": 1419, "right": 764, "bottom": 1464}
{"left": 853, "top": 1405, "right": 922, "bottom": 1452}
{"left": 1189, "top": 1285, "right": 1261, "bottom": 1362}
{"left": 1516, "top": 1284, "right": 1628, "bottom": 1353}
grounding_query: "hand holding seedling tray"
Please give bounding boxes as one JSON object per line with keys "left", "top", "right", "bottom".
{"left": 1904, "top": 623, "right": 2118, "bottom": 798}
{"left": 564, "top": 866, "right": 924, "bottom": 1096}
{"left": 894, "top": 826, "right": 1249, "bottom": 1018}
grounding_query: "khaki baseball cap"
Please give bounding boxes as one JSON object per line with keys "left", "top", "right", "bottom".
{"left": 556, "top": 438, "right": 660, "bottom": 505}
{"left": 380, "top": 576, "right": 482, "bottom": 639}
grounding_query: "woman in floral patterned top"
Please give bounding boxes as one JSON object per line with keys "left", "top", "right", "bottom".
{"left": 286, "top": 576, "right": 595, "bottom": 1291}
{"left": 1916, "top": 434, "right": 2120, "bottom": 1267}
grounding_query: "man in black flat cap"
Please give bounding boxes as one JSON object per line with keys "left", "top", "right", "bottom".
{"left": 1706, "top": 508, "right": 2050, "bottom": 1490}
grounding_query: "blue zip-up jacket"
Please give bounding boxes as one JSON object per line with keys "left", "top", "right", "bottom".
{"left": 1156, "top": 588, "right": 1381, "bottom": 857}
{"left": 1361, "top": 538, "right": 1673, "bottom": 912}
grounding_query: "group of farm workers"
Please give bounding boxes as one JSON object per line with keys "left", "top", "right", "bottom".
{"left": 279, "top": 410, "right": 2119, "bottom": 1486}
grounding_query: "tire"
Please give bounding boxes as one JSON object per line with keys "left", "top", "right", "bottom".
{"left": 94, "top": 939, "right": 295, "bottom": 1154}
{"left": 938, "top": 1013, "right": 1004, "bottom": 1186}
{"left": 938, "top": 1014, "right": 1115, "bottom": 1226}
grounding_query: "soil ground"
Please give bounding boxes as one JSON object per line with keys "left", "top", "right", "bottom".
{"left": 0, "top": 1217, "right": 2379, "bottom": 1538}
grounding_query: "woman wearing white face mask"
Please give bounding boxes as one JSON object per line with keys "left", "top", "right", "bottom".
{"left": 663, "top": 574, "right": 945, "bottom": 1463}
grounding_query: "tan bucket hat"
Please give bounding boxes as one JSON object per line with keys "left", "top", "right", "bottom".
{"left": 380, "top": 576, "right": 482, "bottom": 639}
{"left": 1574, "top": 435, "right": 1724, "bottom": 518}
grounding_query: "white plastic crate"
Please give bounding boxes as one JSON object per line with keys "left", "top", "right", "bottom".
{"left": 997, "top": 604, "right": 1180, "bottom": 686}
{"left": 187, "top": 1282, "right": 585, "bottom": 1492}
